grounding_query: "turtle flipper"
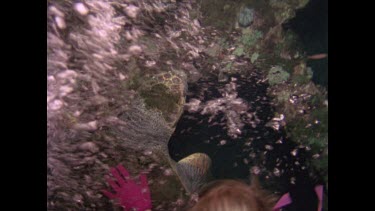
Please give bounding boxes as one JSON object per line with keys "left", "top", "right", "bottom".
{"left": 174, "top": 153, "right": 213, "bottom": 194}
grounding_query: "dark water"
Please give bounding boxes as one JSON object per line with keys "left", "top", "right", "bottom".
{"left": 167, "top": 2, "right": 328, "bottom": 207}
{"left": 284, "top": 0, "right": 328, "bottom": 88}
{"left": 169, "top": 72, "right": 278, "bottom": 179}
{"left": 168, "top": 72, "right": 320, "bottom": 210}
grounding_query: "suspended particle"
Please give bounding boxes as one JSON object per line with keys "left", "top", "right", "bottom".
{"left": 265, "top": 145, "right": 273, "bottom": 150}
{"left": 291, "top": 149, "right": 298, "bottom": 156}
{"left": 290, "top": 177, "right": 296, "bottom": 184}
{"left": 74, "top": 3, "right": 89, "bottom": 16}
{"left": 276, "top": 139, "right": 283, "bottom": 144}
{"left": 312, "top": 154, "right": 320, "bottom": 159}
{"left": 219, "top": 140, "right": 227, "bottom": 145}
{"left": 163, "top": 168, "right": 173, "bottom": 176}
{"left": 273, "top": 168, "right": 281, "bottom": 177}
{"left": 251, "top": 166, "right": 260, "bottom": 175}
{"left": 55, "top": 16, "right": 66, "bottom": 29}
{"left": 243, "top": 158, "right": 249, "bottom": 164}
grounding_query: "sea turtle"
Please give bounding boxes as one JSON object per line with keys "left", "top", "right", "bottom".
{"left": 139, "top": 70, "right": 187, "bottom": 128}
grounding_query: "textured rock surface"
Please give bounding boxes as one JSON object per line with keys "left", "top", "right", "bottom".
{"left": 238, "top": 6, "right": 255, "bottom": 27}
{"left": 47, "top": 0, "right": 327, "bottom": 210}
{"left": 47, "top": 0, "right": 194, "bottom": 210}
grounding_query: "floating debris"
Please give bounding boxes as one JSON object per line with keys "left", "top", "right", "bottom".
{"left": 251, "top": 166, "right": 261, "bottom": 175}
{"left": 124, "top": 5, "right": 140, "bottom": 19}
{"left": 163, "top": 168, "right": 173, "bottom": 176}
{"left": 273, "top": 168, "right": 281, "bottom": 177}
{"left": 276, "top": 139, "right": 283, "bottom": 144}
{"left": 128, "top": 45, "right": 142, "bottom": 55}
{"left": 249, "top": 152, "right": 256, "bottom": 158}
{"left": 78, "top": 142, "right": 99, "bottom": 154}
{"left": 143, "top": 150, "right": 152, "bottom": 156}
{"left": 74, "top": 3, "right": 89, "bottom": 16}
{"left": 55, "top": 16, "right": 66, "bottom": 29}
{"left": 243, "top": 158, "right": 249, "bottom": 164}
{"left": 290, "top": 177, "right": 296, "bottom": 184}
{"left": 307, "top": 53, "right": 328, "bottom": 60}
{"left": 312, "top": 154, "right": 320, "bottom": 159}
{"left": 265, "top": 145, "right": 274, "bottom": 150}
{"left": 291, "top": 149, "right": 298, "bottom": 156}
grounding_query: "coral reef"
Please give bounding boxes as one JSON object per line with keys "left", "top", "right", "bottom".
{"left": 241, "top": 28, "right": 263, "bottom": 49}
{"left": 267, "top": 66, "right": 290, "bottom": 86}
{"left": 238, "top": 6, "right": 255, "bottom": 27}
{"left": 47, "top": 0, "right": 198, "bottom": 209}
{"left": 47, "top": 0, "right": 327, "bottom": 210}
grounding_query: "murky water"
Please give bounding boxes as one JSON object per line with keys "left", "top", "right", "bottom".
{"left": 285, "top": 0, "right": 328, "bottom": 88}
{"left": 170, "top": 71, "right": 318, "bottom": 193}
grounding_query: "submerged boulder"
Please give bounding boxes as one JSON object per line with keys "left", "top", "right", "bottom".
{"left": 238, "top": 6, "right": 255, "bottom": 27}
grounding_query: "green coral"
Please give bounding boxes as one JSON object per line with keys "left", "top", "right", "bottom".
{"left": 292, "top": 65, "right": 314, "bottom": 84}
{"left": 312, "top": 154, "right": 328, "bottom": 186}
{"left": 267, "top": 66, "right": 290, "bottom": 85}
{"left": 285, "top": 107, "right": 328, "bottom": 186}
{"left": 269, "top": 0, "right": 309, "bottom": 23}
{"left": 238, "top": 6, "right": 255, "bottom": 27}
{"left": 275, "top": 90, "right": 290, "bottom": 103}
{"left": 241, "top": 29, "right": 263, "bottom": 48}
{"left": 233, "top": 47, "right": 245, "bottom": 56}
{"left": 309, "top": 94, "right": 325, "bottom": 107}
{"left": 251, "top": 52, "right": 259, "bottom": 63}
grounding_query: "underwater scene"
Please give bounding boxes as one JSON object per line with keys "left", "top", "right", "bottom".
{"left": 47, "top": 0, "right": 328, "bottom": 210}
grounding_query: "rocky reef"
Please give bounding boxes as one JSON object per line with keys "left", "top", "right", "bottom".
{"left": 47, "top": 0, "right": 327, "bottom": 210}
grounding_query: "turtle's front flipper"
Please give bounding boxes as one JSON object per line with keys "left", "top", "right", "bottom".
{"left": 172, "top": 153, "right": 213, "bottom": 194}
